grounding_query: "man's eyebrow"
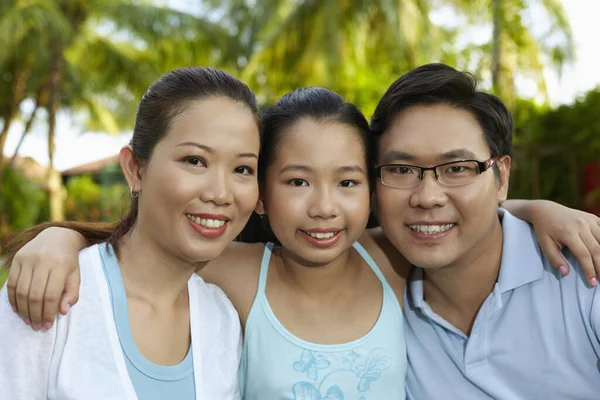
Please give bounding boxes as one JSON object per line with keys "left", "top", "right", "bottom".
{"left": 440, "top": 149, "right": 479, "bottom": 160}
{"left": 381, "top": 150, "right": 415, "bottom": 164}
{"left": 381, "top": 149, "right": 481, "bottom": 164}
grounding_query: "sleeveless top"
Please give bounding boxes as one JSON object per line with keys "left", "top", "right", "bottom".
{"left": 240, "top": 242, "right": 407, "bottom": 400}
{"left": 98, "top": 243, "right": 196, "bottom": 399}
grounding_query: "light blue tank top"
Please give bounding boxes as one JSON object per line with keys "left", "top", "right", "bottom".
{"left": 240, "top": 242, "right": 407, "bottom": 399}
{"left": 98, "top": 243, "right": 196, "bottom": 400}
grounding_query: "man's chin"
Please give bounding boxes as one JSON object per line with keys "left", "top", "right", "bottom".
{"left": 405, "top": 253, "right": 452, "bottom": 270}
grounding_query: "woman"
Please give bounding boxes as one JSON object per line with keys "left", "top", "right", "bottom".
{"left": 0, "top": 67, "right": 262, "bottom": 399}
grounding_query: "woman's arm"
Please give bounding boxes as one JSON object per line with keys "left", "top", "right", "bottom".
{"left": 504, "top": 199, "right": 600, "bottom": 285}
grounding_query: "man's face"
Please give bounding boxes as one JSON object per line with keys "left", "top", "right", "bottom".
{"left": 375, "top": 104, "right": 510, "bottom": 270}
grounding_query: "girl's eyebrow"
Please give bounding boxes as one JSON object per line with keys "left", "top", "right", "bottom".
{"left": 279, "top": 164, "right": 365, "bottom": 174}
{"left": 336, "top": 165, "right": 365, "bottom": 174}
{"left": 280, "top": 164, "right": 312, "bottom": 173}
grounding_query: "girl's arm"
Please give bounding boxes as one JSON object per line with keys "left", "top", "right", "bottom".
{"left": 504, "top": 199, "right": 600, "bottom": 285}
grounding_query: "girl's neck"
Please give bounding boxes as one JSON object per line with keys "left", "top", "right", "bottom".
{"left": 273, "top": 244, "right": 364, "bottom": 298}
{"left": 116, "top": 228, "right": 204, "bottom": 308}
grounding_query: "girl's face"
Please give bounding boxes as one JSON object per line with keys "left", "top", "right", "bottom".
{"left": 260, "top": 118, "right": 371, "bottom": 265}
{"left": 133, "top": 97, "right": 260, "bottom": 264}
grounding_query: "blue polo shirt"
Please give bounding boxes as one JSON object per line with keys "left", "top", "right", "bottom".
{"left": 403, "top": 209, "right": 600, "bottom": 399}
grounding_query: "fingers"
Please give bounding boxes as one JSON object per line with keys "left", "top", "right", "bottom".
{"left": 59, "top": 270, "right": 81, "bottom": 315}
{"left": 28, "top": 267, "right": 52, "bottom": 330}
{"left": 561, "top": 233, "right": 598, "bottom": 286}
{"left": 41, "top": 269, "right": 69, "bottom": 326}
{"left": 14, "top": 265, "right": 33, "bottom": 326}
{"left": 6, "top": 263, "right": 22, "bottom": 314}
{"left": 579, "top": 229, "right": 600, "bottom": 285}
{"left": 538, "top": 235, "right": 570, "bottom": 277}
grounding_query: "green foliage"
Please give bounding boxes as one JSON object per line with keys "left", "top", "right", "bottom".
{"left": 64, "top": 175, "right": 128, "bottom": 222}
{"left": 508, "top": 88, "right": 600, "bottom": 207}
{"left": 0, "top": 268, "right": 7, "bottom": 288}
{"left": 0, "top": 167, "right": 46, "bottom": 232}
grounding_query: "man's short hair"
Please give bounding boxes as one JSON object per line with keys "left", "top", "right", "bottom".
{"left": 370, "top": 63, "right": 513, "bottom": 158}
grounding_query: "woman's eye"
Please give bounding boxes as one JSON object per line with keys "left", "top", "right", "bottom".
{"left": 235, "top": 166, "right": 255, "bottom": 175}
{"left": 184, "top": 156, "right": 205, "bottom": 167}
{"left": 339, "top": 180, "right": 357, "bottom": 187}
{"left": 288, "top": 179, "right": 308, "bottom": 187}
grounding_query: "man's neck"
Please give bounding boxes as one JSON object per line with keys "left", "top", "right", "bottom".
{"left": 423, "top": 219, "right": 504, "bottom": 335}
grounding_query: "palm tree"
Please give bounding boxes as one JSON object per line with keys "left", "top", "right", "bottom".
{"left": 443, "top": 0, "right": 574, "bottom": 107}
{"left": 0, "top": 0, "right": 230, "bottom": 220}
{"left": 202, "top": 0, "right": 445, "bottom": 111}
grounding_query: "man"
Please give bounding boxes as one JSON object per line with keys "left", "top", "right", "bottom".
{"left": 370, "top": 63, "right": 600, "bottom": 399}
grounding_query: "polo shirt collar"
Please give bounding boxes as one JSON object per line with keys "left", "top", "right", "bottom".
{"left": 407, "top": 208, "right": 545, "bottom": 309}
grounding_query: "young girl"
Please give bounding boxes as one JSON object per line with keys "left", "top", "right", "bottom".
{"left": 6, "top": 88, "right": 600, "bottom": 398}
{"left": 0, "top": 67, "right": 262, "bottom": 399}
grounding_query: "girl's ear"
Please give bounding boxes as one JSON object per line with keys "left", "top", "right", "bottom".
{"left": 255, "top": 198, "right": 266, "bottom": 215}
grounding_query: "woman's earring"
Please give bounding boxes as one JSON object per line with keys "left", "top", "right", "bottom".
{"left": 130, "top": 185, "right": 139, "bottom": 199}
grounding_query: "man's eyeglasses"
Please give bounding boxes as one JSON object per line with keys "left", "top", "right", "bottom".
{"left": 377, "top": 158, "right": 498, "bottom": 189}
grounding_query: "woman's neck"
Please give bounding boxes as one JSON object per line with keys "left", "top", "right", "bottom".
{"left": 116, "top": 229, "right": 204, "bottom": 308}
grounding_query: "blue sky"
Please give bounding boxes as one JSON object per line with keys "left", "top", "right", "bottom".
{"left": 3, "top": 0, "right": 599, "bottom": 171}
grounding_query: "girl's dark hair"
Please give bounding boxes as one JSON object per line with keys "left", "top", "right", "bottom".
{"left": 237, "top": 87, "right": 375, "bottom": 244}
{"left": 4, "top": 67, "right": 260, "bottom": 264}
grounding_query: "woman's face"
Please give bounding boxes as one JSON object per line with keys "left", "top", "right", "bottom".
{"left": 134, "top": 97, "right": 260, "bottom": 263}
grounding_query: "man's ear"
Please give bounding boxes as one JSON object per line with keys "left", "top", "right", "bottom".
{"left": 496, "top": 156, "right": 512, "bottom": 205}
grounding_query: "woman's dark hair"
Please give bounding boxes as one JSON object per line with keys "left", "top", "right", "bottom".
{"left": 237, "top": 86, "right": 376, "bottom": 244}
{"left": 4, "top": 67, "right": 260, "bottom": 264}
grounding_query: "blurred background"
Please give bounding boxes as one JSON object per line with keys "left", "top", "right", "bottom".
{"left": 1, "top": 0, "right": 599, "bottom": 283}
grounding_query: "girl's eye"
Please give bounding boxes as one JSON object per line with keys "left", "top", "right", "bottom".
{"left": 184, "top": 156, "right": 206, "bottom": 167}
{"left": 235, "top": 166, "right": 255, "bottom": 175}
{"left": 339, "top": 180, "right": 358, "bottom": 187}
{"left": 288, "top": 179, "right": 308, "bottom": 187}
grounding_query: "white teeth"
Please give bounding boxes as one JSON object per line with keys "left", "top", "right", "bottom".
{"left": 408, "top": 224, "right": 454, "bottom": 235}
{"left": 186, "top": 214, "right": 226, "bottom": 228}
{"left": 307, "top": 232, "right": 337, "bottom": 239}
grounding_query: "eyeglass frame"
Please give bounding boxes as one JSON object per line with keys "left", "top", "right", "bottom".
{"left": 376, "top": 158, "right": 499, "bottom": 188}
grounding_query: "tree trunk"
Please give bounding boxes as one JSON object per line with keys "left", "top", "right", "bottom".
{"left": 0, "top": 116, "right": 14, "bottom": 169}
{"left": 9, "top": 102, "right": 41, "bottom": 167}
{"left": 491, "top": 0, "right": 502, "bottom": 96}
{"left": 0, "top": 66, "right": 31, "bottom": 169}
{"left": 46, "top": 46, "right": 66, "bottom": 221}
